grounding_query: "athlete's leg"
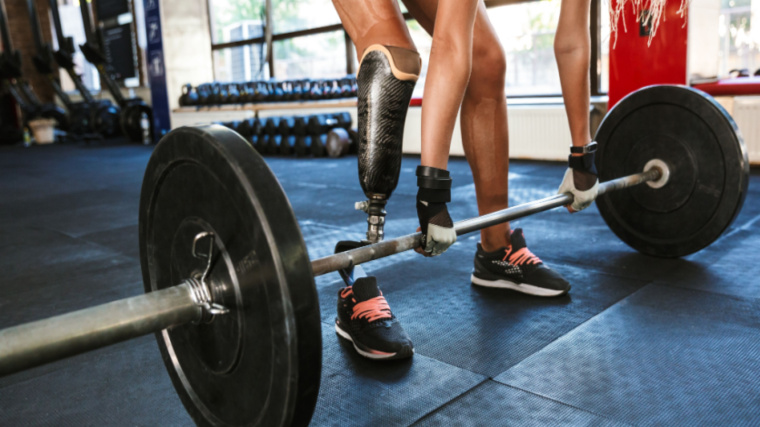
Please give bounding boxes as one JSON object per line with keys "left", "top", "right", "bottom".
{"left": 329, "top": 0, "right": 419, "bottom": 359}
{"left": 402, "top": 0, "right": 510, "bottom": 251}
{"left": 403, "top": 1, "right": 570, "bottom": 297}
{"left": 332, "top": 0, "right": 415, "bottom": 58}
{"left": 333, "top": 0, "right": 421, "bottom": 242}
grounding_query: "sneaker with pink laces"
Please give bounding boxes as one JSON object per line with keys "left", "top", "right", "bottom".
{"left": 335, "top": 277, "right": 414, "bottom": 360}
{"left": 471, "top": 228, "right": 570, "bottom": 297}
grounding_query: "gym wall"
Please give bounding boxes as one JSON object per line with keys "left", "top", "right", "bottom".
{"left": 160, "top": 0, "right": 213, "bottom": 112}
{"left": 4, "top": 0, "right": 54, "bottom": 103}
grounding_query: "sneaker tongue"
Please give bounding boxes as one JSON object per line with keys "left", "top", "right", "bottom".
{"left": 352, "top": 277, "right": 382, "bottom": 301}
{"left": 509, "top": 228, "right": 528, "bottom": 251}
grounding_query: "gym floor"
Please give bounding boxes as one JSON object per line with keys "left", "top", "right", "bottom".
{"left": 1, "top": 139, "right": 759, "bottom": 426}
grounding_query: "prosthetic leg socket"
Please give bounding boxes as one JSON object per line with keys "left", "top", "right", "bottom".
{"left": 355, "top": 45, "right": 420, "bottom": 242}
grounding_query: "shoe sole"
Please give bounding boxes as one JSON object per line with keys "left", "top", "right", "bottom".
{"left": 471, "top": 274, "right": 568, "bottom": 297}
{"left": 334, "top": 321, "right": 414, "bottom": 360}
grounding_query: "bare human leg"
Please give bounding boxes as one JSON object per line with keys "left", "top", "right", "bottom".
{"left": 332, "top": 0, "right": 415, "bottom": 58}
{"left": 402, "top": 0, "right": 511, "bottom": 251}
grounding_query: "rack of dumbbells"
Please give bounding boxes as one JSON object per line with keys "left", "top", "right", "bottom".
{"left": 178, "top": 77, "right": 358, "bottom": 107}
{"left": 215, "top": 111, "right": 358, "bottom": 158}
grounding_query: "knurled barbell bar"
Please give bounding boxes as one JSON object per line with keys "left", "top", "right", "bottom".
{"left": 0, "top": 85, "right": 749, "bottom": 427}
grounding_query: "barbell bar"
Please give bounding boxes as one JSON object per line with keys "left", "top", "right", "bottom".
{"left": 311, "top": 168, "right": 660, "bottom": 276}
{"left": 0, "top": 85, "right": 749, "bottom": 427}
{"left": 0, "top": 166, "right": 661, "bottom": 378}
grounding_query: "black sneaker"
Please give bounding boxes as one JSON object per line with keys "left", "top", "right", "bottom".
{"left": 335, "top": 277, "right": 414, "bottom": 360}
{"left": 471, "top": 228, "right": 570, "bottom": 297}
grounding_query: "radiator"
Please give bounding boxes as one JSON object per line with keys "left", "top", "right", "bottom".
{"left": 506, "top": 106, "right": 572, "bottom": 161}
{"left": 730, "top": 97, "right": 760, "bottom": 165}
{"left": 402, "top": 104, "right": 572, "bottom": 161}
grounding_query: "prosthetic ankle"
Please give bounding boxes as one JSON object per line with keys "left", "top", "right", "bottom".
{"left": 416, "top": 166, "right": 456, "bottom": 256}
{"left": 557, "top": 141, "right": 600, "bottom": 212}
{"left": 354, "top": 45, "right": 420, "bottom": 242}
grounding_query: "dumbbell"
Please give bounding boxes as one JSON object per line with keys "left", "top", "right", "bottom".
{"left": 350, "top": 76, "right": 358, "bottom": 97}
{"left": 330, "top": 80, "right": 343, "bottom": 98}
{"left": 309, "top": 80, "right": 324, "bottom": 100}
{"left": 292, "top": 135, "right": 310, "bottom": 157}
{"left": 211, "top": 83, "right": 228, "bottom": 105}
{"left": 291, "top": 116, "right": 309, "bottom": 157}
{"left": 251, "top": 118, "right": 267, "bottom": 153}
{"left": 292, "top": 81, "right": 305, "bottom": 101}
{"left": 268, "top": 82, "right": 282, "bottom": 102}
{"left": 292, "top": 116, "right": 308, "bottom": 137}
{"left": 227, "top": 83, "right": 241, "bottom": 104}
{"left": 196, "top": 83, "right": 212, "bottom": 105}
{"left": 282, "top": 82, "right": 294, "bottom": 102}
{"left": 263, "top": 117, "right": 281, "bottom": 154}
{"left": 306, "top": 114, "right": 338, "bottom": 136}
{"left": 236, "top": 118, "right": 253, "bottom": 139}
{"left": 205, "top": 83, "right": 217, "bottom": 105}
{"left": 311, "top": 133, "right": 328, "bottom": 157}
{"left": 237, "top": 83, "right": 250, "bottom": 104}
{"left": 333, "top": 112, "right": 352, "bottom": 129}
{"left": 179, "top": 84, "right": 198, "bottom": 106}
{"left": 339, "top": 78, "right": 352, "bottom": 98}
{"left": 278, "top": 116, "right": 297, "bottom": 156}
{"left": 325, "top": 128, "right": 351, "bottom": 158}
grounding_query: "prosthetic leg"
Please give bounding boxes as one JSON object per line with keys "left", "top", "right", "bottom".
{"left": 331, "top": 45, "right": 420, "bottom": 360}
{"left": 354, "top": 45, "right": 420, "bottom": 243}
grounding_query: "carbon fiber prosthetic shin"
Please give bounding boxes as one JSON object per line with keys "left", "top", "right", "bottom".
{"left": 355, "top": 45, "right": 420, "bottom": 242}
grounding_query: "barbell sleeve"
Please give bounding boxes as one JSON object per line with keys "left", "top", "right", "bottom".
{"left": 311, "top": 169, "right": 660, "bottom": 277}
{"left": 0, "top": 282, "right": 202, "bottom": 377}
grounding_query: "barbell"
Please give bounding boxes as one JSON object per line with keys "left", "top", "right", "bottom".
{"left": 0, "top": 85, "right": 749, "bottom": 426}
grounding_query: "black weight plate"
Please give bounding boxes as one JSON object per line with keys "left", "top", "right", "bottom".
{"left": 595, "top": 85, "right": 749, "bottom": 257}
{"left": 139, "top": 125, "right": 321, "bottom": 426}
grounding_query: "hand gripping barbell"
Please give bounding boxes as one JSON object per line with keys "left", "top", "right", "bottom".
{"left": 0, "top": 86, "right": 749, "bottom": 426}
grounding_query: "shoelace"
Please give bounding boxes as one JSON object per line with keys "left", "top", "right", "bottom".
{"left": 351, "top": 296, "right": 392, "bottom": 323}
{"left": 503, "top": 247, "right": 542, "bottom": 266}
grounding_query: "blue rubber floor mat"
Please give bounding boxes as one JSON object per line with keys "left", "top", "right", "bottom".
{"left": 413, "top": 380, "right": 624, "bottom": 427}
{"left": 495, "top": 284, "right": 760, "bottom": 425}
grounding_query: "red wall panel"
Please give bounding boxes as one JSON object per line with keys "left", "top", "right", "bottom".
{"left": 608, "top": 0, "right": 689, "bottom": 107}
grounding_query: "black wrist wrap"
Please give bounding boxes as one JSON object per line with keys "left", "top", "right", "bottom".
{"left": 568, "top": 142, "right": 598, "bottom": 175}
{"left": 568, "top": 152, "right": 598, "bottom": 175}
{"left": 416, "top": 166, "right": 453, "bottom": 235}
{"left": 416, "top": 166, "right": 452, "bottom": 203}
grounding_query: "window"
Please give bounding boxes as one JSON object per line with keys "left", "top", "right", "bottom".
{"left": 213, "top": 44, "right": 269, "bottom": 82}
{"left": 719, "top": 0, "right": 760, "bottom": 77}
{"left": 272, "top": 0, "right": 340, "bottom": 33}
{"left": 488, "top": 0, "right": 562, "bottom": 97}
{"left": 209, "top": 0, "right": 607, "bottom": 96}
{"left": 56, "top": 0, "right": 101, "bottom": 92}
{"left": 274, "top": 31, "right": 346, "bottom": 80}
{"left": 209, "top": 0, "right": 266, "bottom": 44}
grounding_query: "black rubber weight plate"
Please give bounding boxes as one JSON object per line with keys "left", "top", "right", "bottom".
{"left": 138, "top": 125, "right": 321, "bottom": 426}
{"left": 595, "top": 85, "right": 749, "bottom": 257}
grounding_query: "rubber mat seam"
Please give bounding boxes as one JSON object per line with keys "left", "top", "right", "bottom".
{"left": 486, "top": 284, "right": 655, "bottom": 375}
{"left": 407, "top": 377, "right": 491, "bottom": 426}
{"left": 496, "top": 383, "right": 637, "bottom": 426}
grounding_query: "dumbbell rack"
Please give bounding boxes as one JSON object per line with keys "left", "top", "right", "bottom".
{"left": 172, "top": 97, "right": 357, "bottom": 114}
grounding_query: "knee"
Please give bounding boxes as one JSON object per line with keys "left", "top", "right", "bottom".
{"left": 470, "top": 45, "right": 506, "bottom": 89}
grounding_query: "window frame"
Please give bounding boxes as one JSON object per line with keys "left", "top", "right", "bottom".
{"left": 207, "top": 0, "right": 606, "bottom": 97}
